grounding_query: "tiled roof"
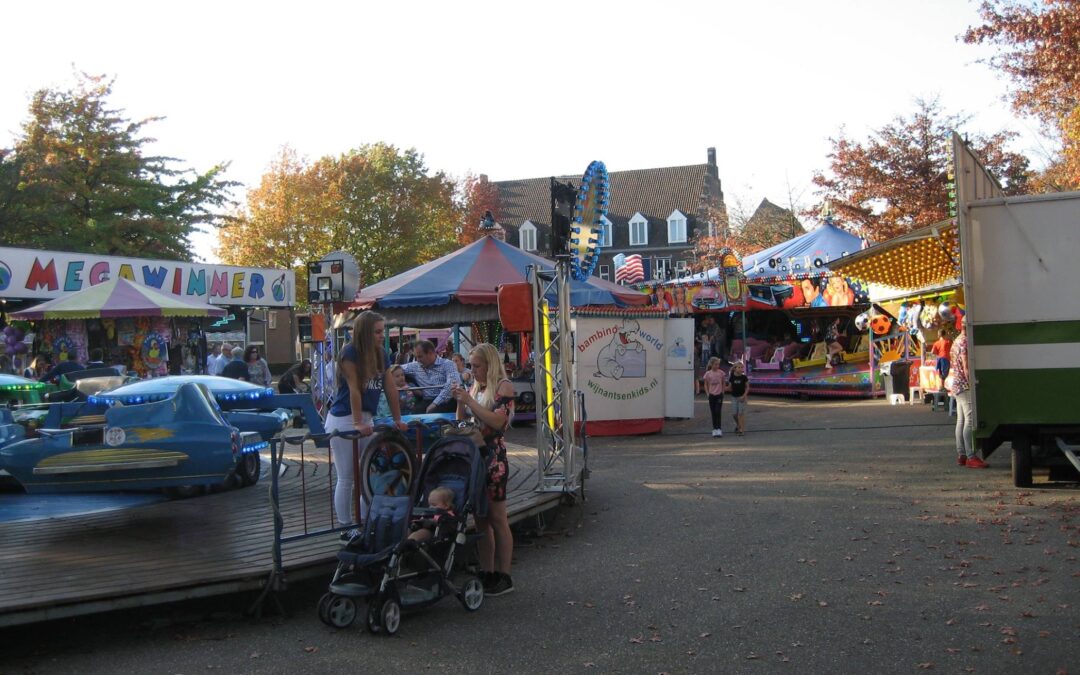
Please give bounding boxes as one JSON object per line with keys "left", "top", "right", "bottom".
{"left": 495, "top": 163, "right": 712, "bottom": 227}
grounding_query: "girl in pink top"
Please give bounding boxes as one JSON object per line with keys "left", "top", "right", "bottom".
{"left": 702, "top": 357, "right": 727, "bottom": 437}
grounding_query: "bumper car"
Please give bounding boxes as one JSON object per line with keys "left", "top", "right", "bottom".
{"left": 0, "top": 382, "right": 265, "bottom": 494}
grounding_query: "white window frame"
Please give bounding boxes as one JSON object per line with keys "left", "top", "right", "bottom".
{"left": 599, "top": 215, "right": 613, "bottom": 247}
{"left": 519, "top": 221, "right": 537, "bottom": 252}
{"left": 629, "top": 213, "right": 648, "bottom": 246}
{"left": 268, "top": 311, "right": 278, "bottom": 330}
{"left": 654, "top": 257, "right": 672, "bottom": 280}
{"left": 598, "top": 264, "right": 610, "bottom": 281}
{"left": 667, "top": 210, "right": 687, "bottom": 244}
{"left": 675, "top": 260, "right": 688, "bottom": 277}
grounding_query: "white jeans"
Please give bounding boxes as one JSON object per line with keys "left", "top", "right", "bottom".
{"left": 326, "top": 411, "right": 373, "bottom": 527}
{"left": 953, "top": 388, "right": 974, "bottom": 458}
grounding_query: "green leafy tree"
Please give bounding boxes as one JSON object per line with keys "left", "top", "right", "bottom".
{"left": 811, "top": 97, "right": 1030, "bottom": 241}
{"left": 218, "top": 143, "right": 461, "bottom": 305}
{"left": 0, "top": 74, "right": 235, "bottom": 259}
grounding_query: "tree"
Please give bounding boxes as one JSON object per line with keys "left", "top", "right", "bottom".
{"left": 810, "top": 98, "right": 1030, "bottom": 241}
{"left": 218, "top": 143, "right": 461, "bottom": 304}
{"left": 0, "top": 74, "right": 235, "bottom": 259}
{"left": 216, "top": 146, "right": 336, "bottom": 291}
{"left": 964, "top": 0, "right": 1080, "bottom": 189}
{"left": 457, "top": 173, "right": 501, "bottom": 245}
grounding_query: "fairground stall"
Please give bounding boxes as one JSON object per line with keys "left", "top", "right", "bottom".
{"left": 647, "top": 215, "right": 875, "bottom": 397}
{"left": 0, "top": 246, "right": 295, "bottom": 377}
{"left": 347, "top": 234, "right": 651, "bottom": 425}
{"left": 829, "top": 221, "right": 965, "bottom": 404}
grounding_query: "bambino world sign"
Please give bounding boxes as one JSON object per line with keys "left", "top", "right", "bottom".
{"left": 0, "top": 247, "right": 295, "bottom": 307}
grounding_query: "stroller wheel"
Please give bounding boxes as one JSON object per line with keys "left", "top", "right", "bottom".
{"left": 459, "top": 576, "right": 484, "bottom": 612}
{"left": 326, "top": 595, "right": 358, "bottom": 628}
{"left": 317, "top": 592, "right": 334, "bottom": 626}
{"left": 378, "top": 597, "right": 401, "bottom": 636}
{"left": 365, "top": 601, "right": 382, "bottom": 634}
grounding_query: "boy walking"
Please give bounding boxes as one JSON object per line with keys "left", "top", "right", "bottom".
{"left": 727, "top": 361, "right": 750, "bottom": 436}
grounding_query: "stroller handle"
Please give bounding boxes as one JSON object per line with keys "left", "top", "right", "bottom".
{"left": 281, "top": 427, "right": 368, "bottom": 446}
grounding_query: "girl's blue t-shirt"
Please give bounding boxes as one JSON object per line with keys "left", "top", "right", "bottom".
{"left": 328, "top": 344, "right": 387, "bottom": 417}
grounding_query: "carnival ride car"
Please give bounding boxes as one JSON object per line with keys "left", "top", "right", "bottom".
{"left": 0, "top": 376, "right": 326, "bottom": 495}
{"left": 0, "top": 382, "right": 267, "bottom": 494}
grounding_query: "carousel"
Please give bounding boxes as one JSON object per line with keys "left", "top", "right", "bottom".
{"left": 647, "top": 211, "right": 876, "bottom": 398}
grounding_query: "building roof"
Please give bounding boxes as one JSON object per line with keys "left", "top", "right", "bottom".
{"left": 743, "top": 198, "right": 804, "bottom": 238}
{"left": 495, "top": 163, "right": 712, "bottom": 226}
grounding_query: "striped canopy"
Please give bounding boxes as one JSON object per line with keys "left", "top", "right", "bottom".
{"left": 351, "top": 236, "right": 648, "bottom": 310}
{"left": 11, "top": 277, "right": 227, "bottom": 320}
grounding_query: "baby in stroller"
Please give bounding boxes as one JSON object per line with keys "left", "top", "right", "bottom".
{"left": 317, "top": 435, "right": 489, "bottom": 635}
{"left": 407, "top": 486, "right": 458, "bottom": 545}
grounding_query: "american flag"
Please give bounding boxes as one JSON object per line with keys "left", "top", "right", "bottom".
{"left": 614, "top": 253, "right": 644, "bottom": 283}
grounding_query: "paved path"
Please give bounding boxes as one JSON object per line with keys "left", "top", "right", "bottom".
{"left": 3, "top": 396, "right": 1077, "bottom": 673}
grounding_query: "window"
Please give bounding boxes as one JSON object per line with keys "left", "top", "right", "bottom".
{"left": 654, "top": 257, "right": 672, "bottom": 280}
{"left": 268, "top": 311, "right": 278, "bottom": 330}
{"left": 599, "top": 216, "right": 612, "bottom": 247}
{"left": 675, "top": 260, "right": 688, "bottom": 278}
{"left": 598, "top": 264, "right": 610, "bottom": 281}
{"left": 667, "top": 210, "right": 687, "bottom": 243}
{"left": 519, "top": 221, "right": 537, "bottom": 252}
{"left": 629, "top": 213, "right": 648, "bottom": 246}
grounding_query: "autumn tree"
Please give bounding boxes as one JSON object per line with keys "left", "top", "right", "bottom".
{"left": 457, "top": 172, "right": 501, "bottom": 245}
{"left": 810, "top": 97, "right": 1030, "bottom": 241}
{"left": 218, "top": 143, "right": 461, "bottom": 304}
{"left": 0, "top": 74, "right": 235, "bottom": 259}
{"left": 217, "top": 146, "right": 336, "bottom": 293}
{"left": 964, "top": 0, "right": 1080, "bottom": 189}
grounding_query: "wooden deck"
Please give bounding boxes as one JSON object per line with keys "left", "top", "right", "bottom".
{"left": 0, "top": 441, "right": 561, "bottom": 627}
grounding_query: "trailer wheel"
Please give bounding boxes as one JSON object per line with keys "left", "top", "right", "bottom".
{"left": 1011, "top": 437, "right": 1033, "bottom": 488}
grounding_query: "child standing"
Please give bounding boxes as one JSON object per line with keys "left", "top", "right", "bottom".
{"left": 702, "top": 357, "right": 726, "bottom": 437}
{"left": 727, "top": 361, "right": 750, "bottom": 436}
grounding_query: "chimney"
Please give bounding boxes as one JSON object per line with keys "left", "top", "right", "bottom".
{"left": 707, "top": 147, "right": 716, "bottom": 166}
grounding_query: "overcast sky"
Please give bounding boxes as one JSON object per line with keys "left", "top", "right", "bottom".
{"left": 0, "top": 0, "right": 1049, "bottom": 262}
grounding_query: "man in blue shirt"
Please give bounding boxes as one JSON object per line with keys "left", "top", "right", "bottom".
{"left": 401, "top": 340, "right": 461, "bottom": 413}
{"left": 38, "top": 353, "right": 84, "bottom": 385}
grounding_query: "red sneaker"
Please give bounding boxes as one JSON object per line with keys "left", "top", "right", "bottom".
{"left": 965, "top": 457, "right": 989, "bottom": 469}
{"left": 957, "top": 455, "right": 967, "bottom": 466}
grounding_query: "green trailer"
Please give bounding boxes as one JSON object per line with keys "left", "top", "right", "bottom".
{"left": 954, "top": 134, "right": 1080, "bottom": 487}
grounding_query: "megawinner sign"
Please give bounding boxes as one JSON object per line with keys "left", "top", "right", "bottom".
{"left": 0, "top": 247, "right": 295, "bottom": 308}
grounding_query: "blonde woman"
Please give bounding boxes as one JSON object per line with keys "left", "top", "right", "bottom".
{"left": 451, "top": 342, "right": 516, "bottom": 596}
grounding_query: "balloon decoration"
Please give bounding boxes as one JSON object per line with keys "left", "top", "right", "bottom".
{"left": 938, "top": 302, "right": 954, "bottom": 323}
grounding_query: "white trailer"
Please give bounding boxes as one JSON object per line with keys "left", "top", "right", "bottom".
{"left": 955, "top": 134, "right": 1080, "bottom": 486}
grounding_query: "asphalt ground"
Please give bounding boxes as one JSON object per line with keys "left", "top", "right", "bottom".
{"left": 2, "top": 396, "right": 1078, "bottom": 674}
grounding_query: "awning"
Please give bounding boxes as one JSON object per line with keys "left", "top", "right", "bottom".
{"left": 828, "top": 221, "right": 960, "bottom": 291}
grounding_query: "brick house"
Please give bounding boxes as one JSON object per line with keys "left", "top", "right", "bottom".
{"left": 492, "top": 148, "right": 728, "bottom": 282}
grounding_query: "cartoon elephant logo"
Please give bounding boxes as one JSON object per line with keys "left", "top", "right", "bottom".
{"left": 595, "top": 319, "right": 646, "bottom": 380}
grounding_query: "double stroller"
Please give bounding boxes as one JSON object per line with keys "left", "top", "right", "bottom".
{"left": 317, "top": 434, "right": 489, "bottom": 635}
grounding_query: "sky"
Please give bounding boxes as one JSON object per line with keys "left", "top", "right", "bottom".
{"left": 0, "top": 0, "right": 1049, "bottom": 263}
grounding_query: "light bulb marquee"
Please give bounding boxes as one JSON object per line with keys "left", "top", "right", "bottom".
{"left": 568, "top": 161, "right": 609, "bottom": 281}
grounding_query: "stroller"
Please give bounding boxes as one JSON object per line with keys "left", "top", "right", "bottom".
{"left": 317, "top": 434, "right": 489, "bottom": 635}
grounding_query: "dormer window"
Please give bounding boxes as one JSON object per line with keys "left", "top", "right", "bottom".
{"left": 599, "top": 215, "right": 612, "bottom": 247}
{"left": 667, "top": 210, "right": 687, "bottom": 244}
{"left": 629, "top": 213, "right": 648, "bottom": 246}
{"left": 519, "top": 221, "right": 537, "bottom": 252}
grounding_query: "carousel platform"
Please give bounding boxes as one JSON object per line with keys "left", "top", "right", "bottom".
{"left": 0, "top": 440, "right": 560, "bottom": 627}
{"left": 747, "top": 361, "right": 875, "bottom": 398}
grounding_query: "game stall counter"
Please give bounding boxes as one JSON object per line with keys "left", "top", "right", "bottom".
{"left": 830, "top": 220, "right": 966, "bottom": 404}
